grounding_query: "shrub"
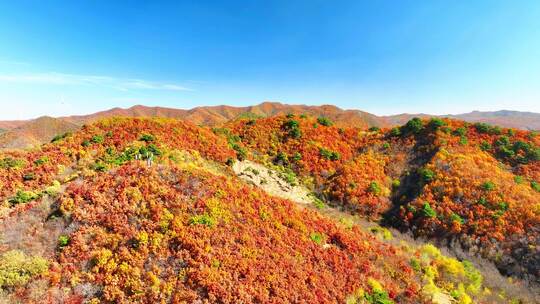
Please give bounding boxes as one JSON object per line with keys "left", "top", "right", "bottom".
{"left": 283, "top": 119, "right": 299, "bottom": 129}
{"left": 309, "top": 232, "right": 326, "bottom": 244}
{"left": 459, "top": 136, "right": 468, "bottom": 146}
{"left": 92, "top": 162, "right": 107, "bottom": 172}
{"left": 23, "top": 173, "right": 35, "bottom": 181}
{"left": 403, "top": 117, "right": 424, "bottom": 134}
{"left": 276, "top": 166, "right": 298, "bottom": 186}
{"left": 422, "top": 202, "right": 437, "bottom": 218}
{"left": 282, "top": 119, "right": 302, "bottom": 138}
{"left": 317, "top": 116, "right": 333, "bottom": 127}
{"left": 319, "top": 148, "right": 341, "bottom": 161}
{"left": 369, "top": 226, "right": 393, "bottom": 240}
{"left": 292, "top": 152, "right": 302, "bottom": 162}
{"left": 418, "top": 167, "right": 435, "bottom": 183}
{"left": 479, "top": 141, "right": 491, "bottom": 151}
{"left": 450, "top": 213, "right": 464, "bottom": 224}
{"left": 440, "top": 126, "right": 452, "bottom": 134}
{"left": 33, "top": 157, "right": 49, "bottom": 166}
{"left": 0, "top": 157, "right": 25, "bottom": 169}
{"left": 365, "top": 278, "right": 394, "bottom": 304}
{"left": 481, "top": 181, "right": 495, "bottom": 191}
{"left": 8, "top": 190, "right": 39, "bottom": 205}
{"left": 44, "top": 180, "right": 61, "bottom": 196}
{"left": 531, "top": 181, "right": 540, "bottom": 192}
{"left": 231, "top": 143, "right": 247, "bottom": 160}
{"left": 474, "top": 122, "right": 491, "bottom": 134}
{"left": 139, "top": 134, "right": 155, "bottom": 142}
{"left": 367, "top": 181, "right": 382, "bottom": 196}
{"left": 147, "top": 143, "right": 162, "bottom": 156}
{"left": 497, "top": 145, "right": 515, "bottom": 159}
{"left": 364, "top": 289, "right": 393, "bottom": 304}
{"left": 490, "top": 126, "right": 502, "bottom": 135}
{"left": 368, "top": 126, "right": 380, "bottom": 132}
{"left": 474, "top": 123, "right": 502, "bottom": 135}
{"left": 58, "top": 235, "right": 70, "bottom": 248}
{"left": 91, "top": 135, "right": 104, "bottom": 144}
{"left": 225, "top": 158, "right": 235, "bottom": 166}
{"left": 453, "top": 127, "right": 467, "bottom": 137}
{"left": 462, "top": 260, "right": 483, "bottom": 294}
{"left": 0, "top": 250, "right": 48, "bottom": 288}
{"left": 497, "top": 202, "right": 509, "bottom": 211}
{"left": 514, "top": 175, "right": 524, "bottom": 184}
{"left": 529, "top": 147, "right": 540, "bottom": 161}
{"left": 311, "top": 197, "right": 325, "bottom": 209}
{"left": 410, "top": 258, "right": 421, "bottom": 272}
{"left": 275, "top": 152, "right": 289, "bottom": 164}
{"left": 189, "top": 214, "right": 215, "bottom": 227}
{"left": 512, "top": 140, "right": 530, "bottom": 152}
{"left": 51, "top": 132, "right": 71, "bottom": 143}
{"left": 495, "top": 136, "right": 510, "bottom": 147}
{"left": 289, "top": 127, "right": 302, "bottom": 139}
{"left": 428, "top": 118, "right": 446, "bottom": 130}
{"left": 382, "top": 142, "right": 390, "bottom": 149}
{"left": 477, "top": 197, "right": 487, "bottom": 206}
{"left": 390, "top": 127, "right": 401, "bottom": 136}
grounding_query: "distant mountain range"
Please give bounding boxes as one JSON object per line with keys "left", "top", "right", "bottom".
{"left": 0, "top": 102, "right": 539, "bottom": 149}
{"left": 383, "top": 110, "right": 540, "bottom": 131}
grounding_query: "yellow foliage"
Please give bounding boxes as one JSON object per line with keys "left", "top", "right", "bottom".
{"left": 421, "top": 244, "right": 441, "bottom": 258}
{"left": 137, "top": 231, "right": 149, "bottom": 246}
{"left": 0, "top": 250, "right": 48, "bottom": 288}
{"left": 44, "top": 180, "right": 61, "bottom": 195}
{"left": 206, "top": 196, "right": 232, "bottom": 224}
{"left": 345, "top": 288, "right": 365, "bottom": 304}
{"left": 60, "top": 197, "right": 75, "bottom": 213}
{"left": 367, "top": 277, "right": 384, "bottom": 292}
{"left": 438, "top": 256, "right": 464, "bottom": 276}
{"left": 93, "top": 249, "right": 113, "bottom": 268}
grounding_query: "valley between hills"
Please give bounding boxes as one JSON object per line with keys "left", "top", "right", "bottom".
{"left": 0, "top": 109, "right": 539, "bottom": 303}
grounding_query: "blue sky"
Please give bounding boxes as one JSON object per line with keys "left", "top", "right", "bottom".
{"left": 0, "top": 1, "right": 539, "bottom": 120}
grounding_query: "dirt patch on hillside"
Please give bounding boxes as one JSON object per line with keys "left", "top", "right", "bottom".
{"left": 233, "top": 160, "right": 315, "bottom": 206}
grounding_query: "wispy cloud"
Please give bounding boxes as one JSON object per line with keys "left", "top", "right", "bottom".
{"left": 0, "top": 72, "right": 192, "bottom": 91}
{"left": 0, "top": 60, "right": 30, "bottom": 66}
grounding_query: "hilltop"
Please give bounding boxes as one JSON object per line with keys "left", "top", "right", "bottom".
{"left": 0, "top": 114, "right": 538, "bottom": 303}
{"left": 1, "top": 102, "right": 539, "bottom": 150}
{"left": 0, "top": 117, "right": 79, "bottom": 150}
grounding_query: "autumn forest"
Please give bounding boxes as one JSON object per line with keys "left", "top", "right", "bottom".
{"left": 0, "top": 112, "right": 538, "bottom": 303}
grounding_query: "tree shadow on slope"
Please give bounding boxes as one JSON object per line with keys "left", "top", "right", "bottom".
{"left": 380, "top": 132, "right": 439, "bottom": 230}
{"left": 379, "top": 131, "right": 540, "bottom": 292}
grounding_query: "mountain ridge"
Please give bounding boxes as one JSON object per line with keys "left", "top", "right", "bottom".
{"left": 0, "top": 102, "right": 538, "bottom": 149}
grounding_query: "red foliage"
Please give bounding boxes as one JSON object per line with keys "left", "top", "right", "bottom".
{"left": 52, "top": 163, "right": 421, "bottom": 303}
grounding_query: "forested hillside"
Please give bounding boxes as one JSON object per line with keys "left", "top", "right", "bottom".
{"left": 0, "top": 116, "right": 538, "bottom": 303}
